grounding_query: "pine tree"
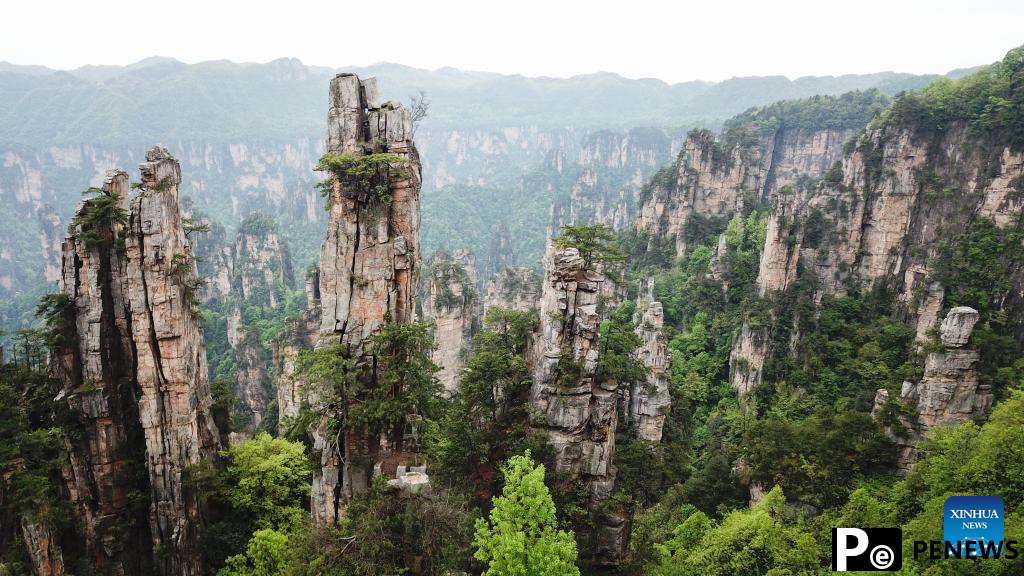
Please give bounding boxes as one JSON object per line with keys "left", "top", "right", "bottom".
{"left": 473, "top": 451, "right": 580, "bottom": 576}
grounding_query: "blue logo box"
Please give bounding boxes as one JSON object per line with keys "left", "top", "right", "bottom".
{"left": 944, "top": 496, "right": 1004, "bottom": 557}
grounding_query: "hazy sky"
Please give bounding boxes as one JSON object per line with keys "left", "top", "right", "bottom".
{"left": 2, "top": 0, "right": 1021, "bottom": 83}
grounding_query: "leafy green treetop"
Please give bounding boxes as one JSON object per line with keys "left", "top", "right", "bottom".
{"left": 473, "top": 451, "right": 581, "bottom": 576}
{"left": 553, "top": 223, "right": 626, "bottom": 269}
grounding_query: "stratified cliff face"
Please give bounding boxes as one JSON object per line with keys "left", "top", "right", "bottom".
{"left": 318, "top": 75, "right": 421, "bottom": 348}
{"left": 630, "top": 284, "right": 672, "bottom": 443}
{"left": 529, "top": 246, "right": 627, "bottom": 565}
{"left": 53, "top": 169, "right": 153, "bottom": 575}
{"left": 233, "top": 213, "right": 295, "bottom": 309}
{"left": 637, "top": 125, "right": 856, "bottom": 256}
{"left": 549, "top": 128, "right": 676, "bottom": 234}
{"left": 229, "top": 330, "right": 272, "bottom": 444}
{"left": 53, "top": 148, "right": 222, "bottom": 576}
{"left": 733, "top": 120, "right": 1024, "bottom": 394}
{"left": 312, "top": 74, "right": 423, "bottom": 526}
{"left": 484, "top": 267, "right": 540, "bottom": 313}
{"left": 874, "top": 307, "right": 993, "bottom": 472}
{"left": 273, "top": 269, "right": 320, "bottom": 432}
{"left": 423, "top": 249, "right": 480, "bottom": 395}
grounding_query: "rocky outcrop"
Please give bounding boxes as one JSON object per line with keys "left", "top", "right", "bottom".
{"left": 629, "top": 287, "right": 672, "bottom": 442}
{"left": 20, "top": 517, "right": 64, "bottom": 576}
{"left": 233, "top": 213, "right": 294, "bottom": 309}
{"left": 312, "top": 74, "right": 423, "bottom": 526}
{"left": 484, "top": 267, "right": 541, "bottom": 313}
{"left": 423, "top": 249, "right": 480, "bottom": 395}
{"left": 732, "top": 118, "right": 1024, "bottom": 394}
{"left": 529, "top": 246, "right": 625, "bottom": 565}
{"left": 53, "top": 148, "right": 221, "bottom": 575}
{"left": 273, "top": 268, "right": 320, "bottom": 433}
{"left": 638, "top": 124, "right": 855, "bottom": 258}
{"left": 874, "top": 307, "right": 992, "bottom": 472}
{"left": 229, "top": 329, "right": 272, "bottom": 444}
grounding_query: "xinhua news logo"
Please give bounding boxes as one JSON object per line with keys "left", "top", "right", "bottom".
{"left": 832, "top": 528, "right": 902, "bottom": 571}
{"left": 834, "top": 496, "right": 1020, "bottom": 571}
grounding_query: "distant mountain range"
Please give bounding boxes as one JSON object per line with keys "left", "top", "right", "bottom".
{"left": 0, "top": 56, "right": 981, "bottom": 143}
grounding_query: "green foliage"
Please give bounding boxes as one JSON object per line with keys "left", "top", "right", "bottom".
{"left": 473, "top": 451, "right": 580, "bottom": 576}
{"left": 297, "top": 322, "right": 440, "bottom": 452}
{"left": 315, "top": 152, "right": 408, "bottom": 206}
{"left": 361, "top": 322, "right": 442, "bottom": 433}
{"left": 70, "top": 188, "right": 128, "bottom": 249}
{"left": 764, "top": 285, "right": 918, "bottom": 407}
{"left": 221, "top": 433, "right": 312, "bottom": 531}
{"left": 653, "top": 487, "right": 819, "bottom": 576}
{"left": 428, "top": 307, "right": 544, "bottom": 500}
{"left": 238, "top": 212, "right": 279, "bottom": 235}
{"left": 553, "top": 223, "right": 626, "bottom": 269}
{"left": 741, "top": 409, "right": 895, "bottom": 508}
{"left": 597, "top": 301, "right": 647, "bottom": 385}
{"left": 429, "top": 255, "right": 476, "bottom": 310}
{"left": 182, "top": 216, "right": 211, "bottom": 236}
{"left": 291, "top": 477, "right": 474, "bottom": 576}
{"left": 876, "top": 45, "right": 1024, "bottom": 150}
{"left": 169, "top": 252, "right": 206, "bottom": 315}
{"left": 724, "top": 89, "right": 891, "bottom": 136}
{"left": 218, "top": 528, "right": 290, "bottom": 576}
{"left": 34, "top": 292, "right": 72, "bottom": 347}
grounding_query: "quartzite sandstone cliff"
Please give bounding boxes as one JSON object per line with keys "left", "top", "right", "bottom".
{"left": 53, "top": 148, "right": 221, "bottom": 575}
{"left": 311, "top": 74, "right": 423, "bottom": 526}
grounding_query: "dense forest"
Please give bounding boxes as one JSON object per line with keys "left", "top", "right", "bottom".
{"left": 1, "top": 40, "right": 1023, "bottom": 576}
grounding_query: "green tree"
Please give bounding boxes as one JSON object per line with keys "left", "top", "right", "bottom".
{"left": 473, "top": 451, "right": 580, "bottom": 576}
{"left": 553, "top": 223, "right": 626, "bottom": 269}
{"left": 221, "top": 433, "right": 312, "bottom": 531}
{"left": 428, "top": 307, "right": 543, "bottom": 499}
{"left": 218, "top": 528, "right": 290, "bottom": 576}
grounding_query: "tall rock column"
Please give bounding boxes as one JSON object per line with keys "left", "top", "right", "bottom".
{"left": 423, "top": 249, "right": 480, "bottom": 395}
{"left": 529, "top": 246, "right": 627, "bottom": 565}
{"left": 874, "top": 306, "right": 993, "bottom": 472}
{"left": 126, "top": 147, "right": 222, "bottom": 575}
{"left": 630, "top": 283, "right": 672, "bottom": 442}
{"left": 53, "top": 148, "right": 222, "bottom": 576}
{"left": 312, "top": 74, "right": 422, "bottom": 526}
{"left": 53, "top": 169, "right": 153, "bottom": 575}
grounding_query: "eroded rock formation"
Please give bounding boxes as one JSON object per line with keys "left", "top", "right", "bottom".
{"left": 233, "top": 213, "right": 295, "bottom": 309}
{"left": 312, "top": 74, "right": 423, "bottom": 526}
{"left": 423, "top": 249, "right": 480, "bottom": 395}
{"left": 874, "top": 307, "right": 993, "bottom": 471}
{"left": 273, "top": 268, "right": 320, "bottom": 433}
{"left": 529, "top": 245, "right": 627, "bottom": 565}
{"left": 732, "top": 119, "right": 1024, "bottom": 394}
{"left": 484, "top": 266, "right": 540, "bottom": 313}
{"left": 53, "top": 148, "right": 221, "bottom": 575}
{"left": 229, "top": 329, "right": 272, "bottom": 443}
{"left": 629, "top": 284, "right": 672, "bottom": 442}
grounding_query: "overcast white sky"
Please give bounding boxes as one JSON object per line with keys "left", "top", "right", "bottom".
{"left": 2, "top": 0, "right": 1021, "bottom": 83}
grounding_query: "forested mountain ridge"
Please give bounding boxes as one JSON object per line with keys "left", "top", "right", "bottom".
{"left": 1, "top": 46, "right": 1024, "bottom": 576}
{"left": 0, "top": 57, "right": 966, "bottom": 337}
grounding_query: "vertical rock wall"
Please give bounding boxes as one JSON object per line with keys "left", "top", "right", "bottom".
{"left": 53, "top": 169, "right": 154, "bottom": 575}
{"left": 529, "top": 246, "right": 628, "bottom": 565}
{"left": 53, "top": 148, "right": 222, "bottom": 575}
{"left": 630, "top": 286, "right": 672, "bottom": 442}
{"left": 312, "top": 74, "right": 423, "bottom": 526}
{"left": 423, "top": 249, "right": 480, "bottom": 395}
{"left": 874, "top": 307, "right": 993, "bottom": 472}
{"left": 126, "top": 148, "right": 222, "bottom": 575}
{"left": 484, "top": 267, "right": 541, "bottom": 314}
{"left": 732, "top": 122, "right": 1024, "bottom": 394}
